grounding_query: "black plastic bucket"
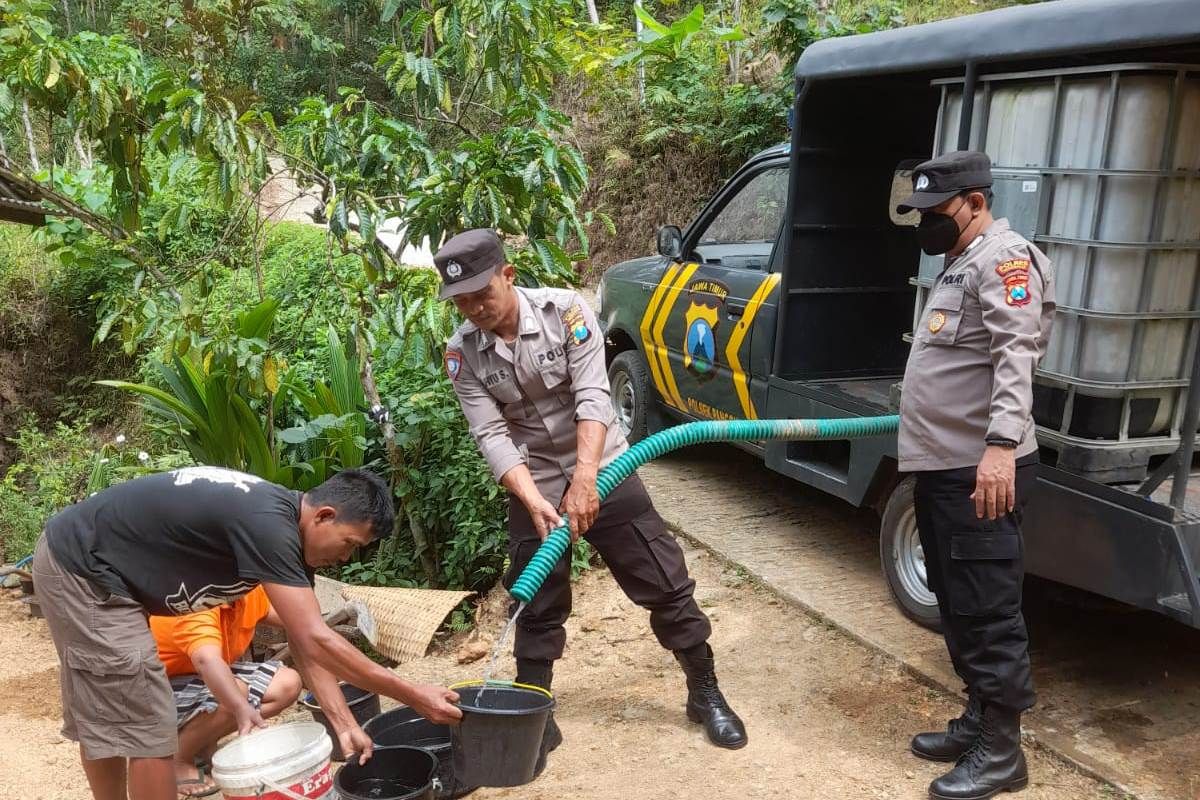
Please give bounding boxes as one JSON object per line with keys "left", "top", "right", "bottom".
{"left": 364, "top": 706, "right": 476, "bottom": 800}
{"left": 449, "top": 682, "right": 555, "bottom": 788}
{"left": 301, "top": 683, "right": 381, "bottom": 761}
{"left": 334, "top": 745, "right": 438, "bottom": 800}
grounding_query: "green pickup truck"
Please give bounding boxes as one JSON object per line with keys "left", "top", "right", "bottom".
{"left": 595, "top": 0, "right": 1200, "bottom": 632}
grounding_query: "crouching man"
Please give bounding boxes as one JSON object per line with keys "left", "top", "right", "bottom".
{"left": 149, "top": 586, "right": 301, "bottom": 797}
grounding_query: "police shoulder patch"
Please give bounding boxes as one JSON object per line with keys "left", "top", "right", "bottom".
{"left": 562, "top": 303, "right": 591, "bottom": 346}
{"left": 996, "top": 259, "right": 1033, "bottom": 308}
{"left": 444, "top": 348, "right": 462, "bottom": 381}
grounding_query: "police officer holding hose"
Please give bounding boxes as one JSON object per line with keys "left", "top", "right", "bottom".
{"left": 435, "top": 229, "right": 748, "bottom": 767}
{"left": 896, "top": 151, "right": 1055, "bottom": 800}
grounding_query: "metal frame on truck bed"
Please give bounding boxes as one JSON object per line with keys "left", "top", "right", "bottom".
{"left": 598, "top": 0, "right": 1200, "bottom": 630}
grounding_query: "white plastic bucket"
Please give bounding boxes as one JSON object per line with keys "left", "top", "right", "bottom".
{"left": 211, "top": 722, "right": 334, "bottom": 800}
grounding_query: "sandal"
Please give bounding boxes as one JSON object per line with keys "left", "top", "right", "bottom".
{"left": 177, "top": 765, "right": 220, "bottom": 798}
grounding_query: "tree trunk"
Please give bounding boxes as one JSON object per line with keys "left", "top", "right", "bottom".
{"left": 356, "top": 331, "right": 440, "bottom": 585}
{"left": 728, "top": 0, "right": 742, "bottom": 83}
{"left": 21, "top": 99, "right": 40, "bottom": 172}
{"left": 584, "top": 0, "right": 599, "bottom": 24}
{"left": 61, "top": 0, "right": 72, "bottom": 34}
{"left": 0, "top": 129, "right": 7, "bottom": 159}
{"left": 73, "top": 128, "right": 93, "bottom": 168}
{"left": 634, "top": 1, "right": 645, "bottom": 104}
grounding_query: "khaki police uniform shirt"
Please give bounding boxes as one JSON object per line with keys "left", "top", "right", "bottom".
{"left": 445, "top": 287, "right": 626, "bottom": 498}
{"left": 898, "top": 218, "right": 1055, "bottom": 472}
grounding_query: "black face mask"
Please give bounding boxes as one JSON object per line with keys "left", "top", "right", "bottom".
{"left": 916, "top": 198, "right": 968, "bottom": 256}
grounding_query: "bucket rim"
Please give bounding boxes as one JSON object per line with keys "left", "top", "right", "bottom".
{"left": 335, "top": 744, "right": 439, "bottom": 771}
{"left": 300, "top": 682, "right": 377, "bottom": 711}
{"left": 211, "top": 721, "right": 331, "bottom": 773}
{"left": 450, "top": 679, "right": 552, "bottom": 699}
{"left": 450, "top": 680, "right": 556, "bottom": 715}
{"left": 333, "top": 745, "right": 438, "bottom": 800}
{"left": 363, "top": 707, "right": 451, "bottom": 735}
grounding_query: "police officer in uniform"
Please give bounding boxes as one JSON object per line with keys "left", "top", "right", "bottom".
{"left": 435, "top": 229, "right": 748, "bottom": 761}
{"left": 896, "top": 152, "right": 1055, "bottom": 800}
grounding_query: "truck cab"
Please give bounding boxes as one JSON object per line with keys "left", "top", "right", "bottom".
{"left": 599, "top": 0, "right": 1200, "bottom": 632}
{"left": 598, "top": 143, "right": 790, "bottom": 437}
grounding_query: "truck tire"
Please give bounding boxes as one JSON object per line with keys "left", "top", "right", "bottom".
{"left": 879, "top": 476, "right": 942, "bottom": 631}
{"left": 608, "top": 350, "right": 652, "bottom": 444}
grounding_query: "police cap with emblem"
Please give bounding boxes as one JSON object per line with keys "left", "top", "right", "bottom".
{"left": 896, "top": 150, "right": 993, "bottom": 214}
{"left": 434, "top": 228, "right": 507, "bottom": 300}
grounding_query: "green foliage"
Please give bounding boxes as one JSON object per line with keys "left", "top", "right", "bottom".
{"left": 762, "top": 0, "right": 905, "bottom": 55}
{"left": 0, "top": 226, "right": 58, "bottom": 345}
{"left": 613, "top": 3, "right": 743, "bottom": 67}
{"left": 0, "top": 1, "right": 269, "bottom": 233}
{"left": 278, "top": 0, "right": 592, "bottom": 288}
{"left": 278, "top": 326, "right": 369, "bottom": 485}
{"left": 0, "top": 419, "right": 185, "bottom": 560}
{"left": 96, "top": 299, "right": 312, "bottom": 485}
{"left": 602, "top": 3, "right": 788, "bottom": 164}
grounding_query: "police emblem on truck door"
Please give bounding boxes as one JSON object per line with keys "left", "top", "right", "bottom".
{"left": 683, "top": 279, "right": 729, "bottom": 381}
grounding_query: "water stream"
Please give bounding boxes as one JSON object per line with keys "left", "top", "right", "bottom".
{"left": 478, "top": 600, "right": 526, "bottom": 706}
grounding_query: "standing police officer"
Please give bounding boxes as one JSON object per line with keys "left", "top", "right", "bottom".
{"left": 434, "top": 229, "right": 748, "bottom": 762}
{"left": 896, "top": 152, "right": 1055, "bottom": 800}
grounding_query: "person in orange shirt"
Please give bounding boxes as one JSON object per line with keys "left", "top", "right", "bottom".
{"left": 149, "top": 586, "right": 303, "bottom": 797}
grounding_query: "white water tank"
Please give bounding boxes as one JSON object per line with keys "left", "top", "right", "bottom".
{"left": 926, "top": 64, "right": 1200, "bottom": 480}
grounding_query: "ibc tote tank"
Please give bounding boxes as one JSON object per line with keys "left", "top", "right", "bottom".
{"left": 925, "top": 64, "right": 1200, "bottom": 482}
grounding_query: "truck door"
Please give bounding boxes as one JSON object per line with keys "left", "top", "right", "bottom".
{"left": 642, "top": 163, "right": 788, "bottom": 421}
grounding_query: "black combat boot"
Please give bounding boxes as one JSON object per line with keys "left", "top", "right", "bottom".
{"left": 912, "top": 693, "right": 982, "bottom": 762}
{"left": 673, "top": 643, "right": 747, "bottom": 749}
{"left": 515, "top": 658, "right": 563, "bottom": 776}
{"left": 929, "top": 704, "right": 1028, "bottom": 800}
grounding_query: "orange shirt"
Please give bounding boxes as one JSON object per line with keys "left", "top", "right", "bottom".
{"left": 150, "top": 586, "right": 272, "bottom": 677}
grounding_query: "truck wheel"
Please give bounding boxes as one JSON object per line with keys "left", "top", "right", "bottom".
{"left": 880, "top": 476, "right": 942, "bottom": 631}
{"left": 608, "top": 350, "right": 651, "bottom": 443}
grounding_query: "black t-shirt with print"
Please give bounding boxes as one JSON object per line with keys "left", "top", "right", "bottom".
{"left": 45, "top": 467, "right": 312, "bottom": 615}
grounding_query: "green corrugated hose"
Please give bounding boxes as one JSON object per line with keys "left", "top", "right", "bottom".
{"left": 509, "top": 415, "right": 900, "bottom": 603}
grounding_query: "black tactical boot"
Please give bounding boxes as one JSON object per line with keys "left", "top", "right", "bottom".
{"left": 516, "top": 658, "right": 562, "bottom": 776}
{"left": 912, "top": 693, "right": 982, "bottom": 762}
{"left": 929, "top": 704, "right": 1028, "bottom": 800}
{"left": 673, "top": 643, "right": 747, "bottom": 749}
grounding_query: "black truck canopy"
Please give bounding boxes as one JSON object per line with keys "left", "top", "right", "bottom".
{"left": 774, "top": 0, "right": 1200, "bottom": 385}
{"left": 794, "top": 0, "right": 1200, "bottom": 82}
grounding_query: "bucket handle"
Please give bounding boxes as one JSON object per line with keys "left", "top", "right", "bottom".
{"left": 254, "top": 775, "right": 315, "bottom": 800}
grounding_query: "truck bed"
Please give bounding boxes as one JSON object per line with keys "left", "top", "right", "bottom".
{"left": 1131, "top": 472, "right": 1200, "bottom": 521}
{"left": 783, "top": 376, "right": 899, "bottom": 416}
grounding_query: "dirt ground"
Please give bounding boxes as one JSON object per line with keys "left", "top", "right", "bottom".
{"left": 0, "top": 540, "right": 1110, "bottom": 800}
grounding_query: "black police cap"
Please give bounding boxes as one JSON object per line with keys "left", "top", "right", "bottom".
{"left": 897, "top": 151, "right": 994, "bottom": 214}
{"left": 434, "top": 229, "right": 506, "bottom": 300}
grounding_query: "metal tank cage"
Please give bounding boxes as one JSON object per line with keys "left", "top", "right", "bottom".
{"left": 923, "top": 63, "right": 1200, "bottom": 489}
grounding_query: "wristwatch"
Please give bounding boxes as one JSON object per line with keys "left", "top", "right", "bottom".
{"left": 986, "top": 437, "right": 1018, "bottom": 449}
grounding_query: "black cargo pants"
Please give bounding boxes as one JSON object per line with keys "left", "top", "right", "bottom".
{"left": 502, "top": 473, "right": 712, "bottom": 662}
{"left": 913, "top": 455, "right": 1037, "bottom": 712}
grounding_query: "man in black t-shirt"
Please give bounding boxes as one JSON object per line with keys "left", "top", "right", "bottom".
{"left": 32, "top": 466, "right": 462, "bottom": 800}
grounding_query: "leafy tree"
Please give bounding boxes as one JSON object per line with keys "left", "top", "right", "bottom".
{"left": 0, "top": 0, "right": 269, "bottom": 292}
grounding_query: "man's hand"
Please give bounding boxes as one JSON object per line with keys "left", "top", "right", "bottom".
{"left": 560, "top": 477, "right": 599, "bottom": 542}
{"left": 338, "top": 725, "right": 375, "bottom": 766}
{"left": 406, "top": 683, "right": 463, "bottom": 725}
{"left": 527, "top": 495, "right": 564, "bottom": 540}
{"left": 234, "top": 702, "right": 268, "bottom": 737}
{"left": 972, "top": 445, "right": 1017, "bottom": 520}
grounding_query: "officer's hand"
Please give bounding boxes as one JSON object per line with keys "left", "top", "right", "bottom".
{"left": 560, "top": 478, "right": 600, "bottom": 542}
{"left": 529, "top": 496, "right": 564, "bottom": 540}
{"left": 972, "top": 446, "right": 1016, "bottom": 520}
